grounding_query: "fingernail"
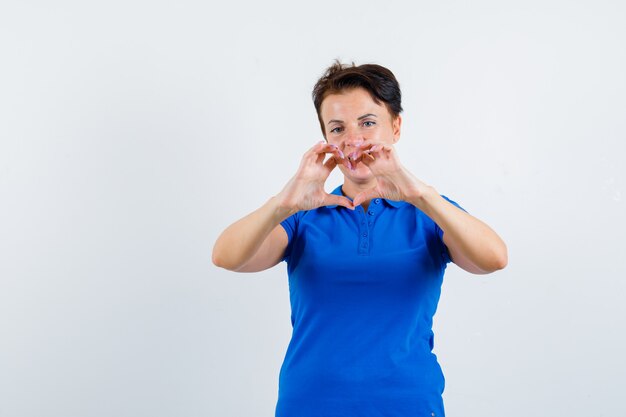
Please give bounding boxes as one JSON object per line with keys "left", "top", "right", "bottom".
{"left": 338, "top": 150, "right": 345, "bottom": 158}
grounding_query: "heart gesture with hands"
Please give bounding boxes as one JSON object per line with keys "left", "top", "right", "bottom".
{"left": 276, "top": 141, "right": 355, "bottom": 214}
{"left": 277, "top": 139, "right": 432, "bottom": 214}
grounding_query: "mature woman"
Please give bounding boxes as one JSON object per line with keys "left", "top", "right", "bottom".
{"left": 213, "top": 61, "right": 507, "bottom": 417}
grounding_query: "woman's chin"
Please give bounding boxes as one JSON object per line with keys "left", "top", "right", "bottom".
{"left": 339, "top": 164, "right": 374, "bottom": 182}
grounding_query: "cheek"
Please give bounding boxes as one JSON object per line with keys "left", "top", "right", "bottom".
{"left": 372, "top": 127, "right": 394, "bottom": 143}
{"left": 327, "top": 137, "right": 343, "bottom": 147}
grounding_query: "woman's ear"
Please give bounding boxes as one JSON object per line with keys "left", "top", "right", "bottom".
{"left": 392, "top": 115, "right": 402, "bottom": 143}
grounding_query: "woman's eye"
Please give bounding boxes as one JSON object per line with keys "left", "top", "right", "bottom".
{"left": 330, "top": 127, "right": 343, "bottom": 134}
{"left": 363, "top": 121, "right": 376, "bottom": 127}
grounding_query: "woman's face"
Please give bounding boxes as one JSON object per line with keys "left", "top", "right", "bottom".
{"left": 320, "top": 87, "right": 401, "bottom": 183}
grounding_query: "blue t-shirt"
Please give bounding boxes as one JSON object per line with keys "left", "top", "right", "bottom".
{"left": 276, "top": 185, "right": 465, "bottom": 417}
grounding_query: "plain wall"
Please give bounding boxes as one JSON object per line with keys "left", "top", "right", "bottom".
{"left": 1, "top": 1, "right": 624, "bottom": 416}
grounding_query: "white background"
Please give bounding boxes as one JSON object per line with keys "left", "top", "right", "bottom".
{"left": 1, "top": 1, "right": 625, "bottom": 416}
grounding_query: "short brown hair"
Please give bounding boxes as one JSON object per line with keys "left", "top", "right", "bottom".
{"left": 312, "top": 60, "right": 403, "bottom": 136}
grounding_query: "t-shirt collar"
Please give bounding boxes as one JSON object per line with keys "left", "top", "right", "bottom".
{"left": 326, "top": 185, "right": 403, "bottom": 208}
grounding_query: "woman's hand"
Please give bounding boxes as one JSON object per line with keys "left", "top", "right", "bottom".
{"left": 276, "top": 141, "right": 355, "bottom": 214}
{"left": 343, "top": 142, "right": 507, "bottom": 274}
{"left": 348, "top": 143, "right": 432, "bottom": 207}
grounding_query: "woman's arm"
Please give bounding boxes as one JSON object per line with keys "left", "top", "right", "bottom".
{"left": 350, "top": 143, "right": 507, "bottom": 275}
{"left": 212, "top": 142, "right": 353, "bottom": 273}
{"left": 212, "top": 197, "right": 292, "bottom": 272}
{"left": 410, "top": 188, "right": 508, "bottom": 274}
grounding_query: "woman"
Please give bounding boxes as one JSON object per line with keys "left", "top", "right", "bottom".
{"left": 213, "top": 61, "right": 507, "bottom": 417}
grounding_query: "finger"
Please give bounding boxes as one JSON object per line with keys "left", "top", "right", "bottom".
{"left": 325, "top": 144, "right": 346, "bottom": 164}
{"left": 313, "top": 142, "right": 342, "bottom": 156}
{"left": 323, "top": 155, "right": 338, "bottom": 171}
{"left": 368, "top": 144, "right": 393, "bottom": 161}
{"left": 352, "top": 145, "right": 377, "bottom": 164}
{"left": 312, "top": 143, "right": 347, "bottom": 166}
{"left": 304, "top": 140, "right": 335, "bottom": 158}
{"left": 361, "top": 150, "right": 376, "bottom": 163}
{"left": 357, "top": 142, "right": 381, "bottom": 152}
{"left": 352, "top": 188, "right": 380, "bottom": 207}
{"left": 347, "top": 150, "right": 366, "bottom": 166}
{"left": 369, "top": 144, "right": 382, "bottom": 155}
{"left": 302, "top": 141, "right": 327, "bottom": 165}
{"left": 323, "top": 194, "right": 355, "bottom": 210}
{"left": 358, "top": 152, "right": 375, "bottom": 168}
{"left": 316, "top": 150, "right": 327, "bottom": 164}
{"left": 305, "top": 140, "right": 327, "bottom": 154}
{"left": 379, "top": 144, "right": 396, "bottom": 159}
{"left": 312, "top": 145, "right": 335, "bottom": 164}
{"left": 340, "top": 155, "right": 352, "bottom": 170}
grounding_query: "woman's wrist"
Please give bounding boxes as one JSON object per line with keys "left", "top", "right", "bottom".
{"left": 406, "top": 184, "right": 438, "bottom": 211}
{"left": 269, "top": 194, "right": 298, "bottom": 221}
{"left": 397, "top": 167, "right": 433, "bottom": 203}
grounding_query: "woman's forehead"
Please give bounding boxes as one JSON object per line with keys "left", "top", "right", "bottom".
{"left": 320, "top": 88, "right": 388, "bottom": 120}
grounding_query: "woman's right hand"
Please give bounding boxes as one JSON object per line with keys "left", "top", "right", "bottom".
{"left": 276, "top": 141, "right": 355, "bottom": 214}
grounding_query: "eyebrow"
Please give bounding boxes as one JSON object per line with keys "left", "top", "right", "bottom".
{"left": 327, "top": 113, "right": 378, "bottom": 125}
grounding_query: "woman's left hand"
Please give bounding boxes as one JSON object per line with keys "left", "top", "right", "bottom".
{"left": 350, "top": 142, "right": 508, "bottom": 274}
{"left": 350, "top": 143, "right": 431, "bottom": 207}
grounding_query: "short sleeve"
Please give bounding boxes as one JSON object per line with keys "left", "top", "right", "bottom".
{"left": 435, "top": 195, "right": 467, "bottom": 264}
{"left": 279, "top": 211, "right": 300, "bottom": 263}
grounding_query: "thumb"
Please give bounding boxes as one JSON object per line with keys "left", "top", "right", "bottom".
{"left": 352, "top": 188, "right": 380, "bottom": 207}
{"left": 323, "top": 194, "right": 355, "bottom": 210}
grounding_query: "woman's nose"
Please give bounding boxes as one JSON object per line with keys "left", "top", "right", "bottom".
{"left": 343, "top": 130, "right": 365, "bottom": 149}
